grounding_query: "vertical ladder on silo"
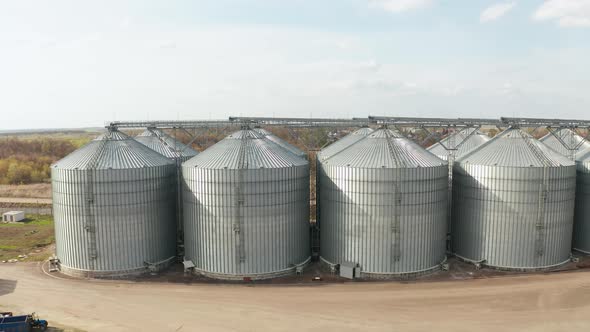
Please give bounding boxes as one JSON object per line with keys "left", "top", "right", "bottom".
{"left": 519, "top": 130, "right": 551, "bottom": 261}
{"left": 383, "top": 129, "right": 402, "bottom": 262}
{"left": 392, "top": 190, "right": 402, "bottom": 262}
{"left": 535, "top": 166, "right": 549, "bottom": 259}
{"left": 234, "top": 131, "right": 248, "bottom": 268}
{"left": 83, "top": 137, "right": 108, "bottom": 275}
{"left": 447, "top": 131, "right": 456, "bottom": 251}
{"left": 84, "top": 169, "right": 98, "bottom": 264}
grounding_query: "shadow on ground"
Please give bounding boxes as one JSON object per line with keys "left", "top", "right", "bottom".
{"left": 46, "top": 326, "right": 86, "bottom": 332}
{"left": 0, "top": 279, "right": 17, "bottom": 296}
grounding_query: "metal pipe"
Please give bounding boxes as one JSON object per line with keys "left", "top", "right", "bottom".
{"left": 501, "top": 117, "right": 590, "bottom": 128}
{"left": 368, "top": 116, "right": 503, "bottom": 127}
{"left": 108, "top": 116, "right": 590, "bottom": 130}
{"left": 107, "top": 120, "right": 233, "bottom": 129}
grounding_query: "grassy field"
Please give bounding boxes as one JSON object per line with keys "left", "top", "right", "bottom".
{"left": 0, "top": 131, "right": 99, "bottom": 147}
{"left": 0, "top": 214, "right": 54, "bottom": 262}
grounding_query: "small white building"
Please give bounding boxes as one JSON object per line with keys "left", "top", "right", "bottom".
{"left": 339, "top": 261, "right": 361, "bottom": 280}
{"left": 2, "top": 211, "right": 25, "bottom": 222}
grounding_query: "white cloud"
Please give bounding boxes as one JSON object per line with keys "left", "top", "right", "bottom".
{"left": 533, "top": 0, "right": 590, "bottom": 27}
{"left": 480, "top": 2, "right": 516, "bottom": 23}
{"left": 2, "top": 1, "right": 590, "bottom": 128}
{"left": 368, "top": 0, "right": 433, "bottom": 13}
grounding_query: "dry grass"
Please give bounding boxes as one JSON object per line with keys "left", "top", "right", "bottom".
{"left": 0, "top": 184, "right": 52, "bottom": 199}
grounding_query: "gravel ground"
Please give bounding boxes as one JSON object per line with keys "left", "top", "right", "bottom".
{"left": 2, "top": 260, "right": 590, "bottom": 331}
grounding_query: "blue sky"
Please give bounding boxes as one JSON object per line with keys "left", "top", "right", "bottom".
{"left": 1, "top": 0, "right": 589, "bottom": 129}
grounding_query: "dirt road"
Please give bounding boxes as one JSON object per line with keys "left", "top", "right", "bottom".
{"left": 0, "top": 197, "right": 52, "bottom": 205}
{"left": 1, "top": 264, "right": 590, "bottom": 331}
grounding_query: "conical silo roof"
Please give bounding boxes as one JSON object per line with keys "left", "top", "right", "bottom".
{"left": 577, "top": 146, "right": 590, "bottom": 165}
{"left": 318, "top": 127, "right": 374, "bottom": 161}
{"left": 427, "top": 127, "right": 491, "bottom": 160}
{"left": 321, "top": 129, "right": 445, "bottom": 168}
{"left": 252, "top": 128, "right": 307, "bottom": 158}
{"left": 53, "top": 129, "right": 174, "bottom": 170}
{"left": 457, "top": 128, "right": 574, "bottom": 167}
{"left": 539, "top": 128, "right": 590, "bottom": 158}
{"left": 135, "top": 128, "right": 199, "bottom": 161}
{"left": 183, "top": 129, "right": 307, "bottom": 169}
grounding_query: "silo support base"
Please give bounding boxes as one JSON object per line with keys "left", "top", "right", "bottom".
{"left": 453, "top": 254, "right": 486, "bottom": 269}
{"left": 360, "top": 260, "right": 446, "bottom": 280}
{"left": 319, "top": 256, "right": 338, "bottom": 274}
{"left": 192, "top": 257, "right": 312, "bottom": 281}
{"left": 573, "top": 248, "right": 590, "bottom": 255}
{"left": 319, "top": 256, "right": 446, "bottom": 279}
{"left": 57, "top": 256, "right": 176, "bottom": 279}
{"left": 453, "top": 253, "right": 572, "bottom": 272}
{"left": 144, "top": 256, "right": 177, "bottom": 273}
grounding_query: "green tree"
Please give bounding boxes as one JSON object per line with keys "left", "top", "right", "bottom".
{"left": 6, "top": 162, "right": 33, "bottom": 184}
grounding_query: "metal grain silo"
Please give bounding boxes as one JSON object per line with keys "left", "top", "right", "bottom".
{"left": 573, "top": 147, "right": 590, "bottom": 253}
{"left": 253, "top": 128, "right": 307, "bottom": 159}
{"left": 316, "top": 127, "right": 374, "bottom": 225}
{"left": 51, "top": 129, "right": 177, "bottom": 278}
{"left": 427, "top": 127, "right": 491, "bottom": 161}
{"left": 135, "top": 128, "right": 198, "bottom": 162}
{"left": 452, "top": 128, "right": 576, "bottom": 270}
{"left": 182, "top": 128, "right": 310, "bottom": 280}
{"left": 318, "top": 128, "right": 448, "bottom": 277}
{"left": 539, "top": 129, "right": 590, "bottom": 254}
{"left": 319, "top": 127, "right": 374, "bottom": 160}
{"left": 135, "top": 128, "right": 199, "bottom": 251}
{"left": 539, "top": 128, "right": 590, "bottom": 159}
{"left": 428, "top": 127, "right": 491, "bottom": 222}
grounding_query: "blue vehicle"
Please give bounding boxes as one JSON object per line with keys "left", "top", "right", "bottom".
{"left": 0, "top": 312, "right": 48, "bottom": 332}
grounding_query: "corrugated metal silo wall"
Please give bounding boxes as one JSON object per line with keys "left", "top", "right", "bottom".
{"left": 452, "top": 164, "right": 576, "bottom": 269}
{"left": 174, "top": 156, "right": 193, "bottom": 237}
{"left": 574, "top": 161, "right": 590, "bottom": 253}
{"left": 319, "top": 165, "right": 448, "bottom": 274}
{"left": 183, "top": 166, "right": 310, "bottom": 277}
{"left": 315, "top": 157, "right": 321, "bottom": 226}
{"left": 52, "top": 166, "right": 177, "bottom": 275}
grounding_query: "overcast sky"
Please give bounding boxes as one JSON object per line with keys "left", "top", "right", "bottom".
{"left": 1, "top": 0, "right": 589, "bottom": 129}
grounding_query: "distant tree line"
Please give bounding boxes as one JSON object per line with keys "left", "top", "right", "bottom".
{"left": 2, "top": 125, "right": 506, "bottom": 187}
{"left": 0, "top": 138, "right": 83, "bottom": 184}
